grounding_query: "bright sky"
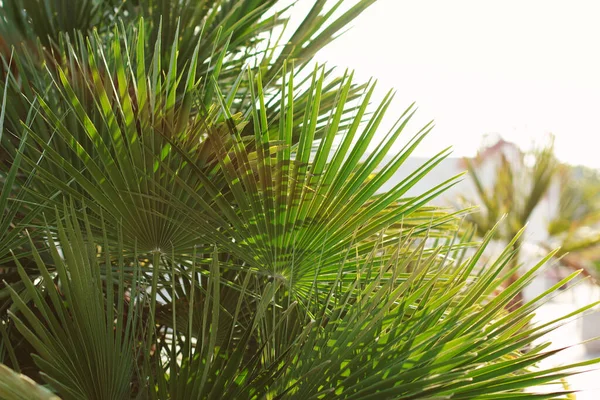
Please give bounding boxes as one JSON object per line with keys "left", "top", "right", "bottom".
{"left": 313, "top": 0, "right": 600, "bottom": 168}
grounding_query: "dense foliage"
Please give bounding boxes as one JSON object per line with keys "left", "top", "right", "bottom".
{"left": 0, "top": 1, "right": 597, "bottom": 399}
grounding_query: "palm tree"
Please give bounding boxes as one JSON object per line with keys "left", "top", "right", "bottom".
{"left": 546, "top": 164, "right": 600, "bottom": 279}
{"left": 456, "top": 136, "right": 559, "bottom": 310}
{"left": 0, "top": 1, "right": 597, "bottom": 398}
{"left": 460, "top": 137, "right": 600, "bottom": 296}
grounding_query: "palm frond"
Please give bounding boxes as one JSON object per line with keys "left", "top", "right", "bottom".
{"left": 4, "top": 208, "right": 595, "bottom": 399}
{"left": 15, "top": 23, "right": 461, "bottom": 289}
{"left": 0, "top": 363, "right": 59, "bottom": 400}
{"left": 0, "top": 3, "right": 599, "bottom": 398}
{"left": 6, "top": 207, "right": 144, "bottom": 399}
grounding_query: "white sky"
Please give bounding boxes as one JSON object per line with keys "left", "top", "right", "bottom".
{"left": 313, "top": 0, "right": 600, "bottom": 167}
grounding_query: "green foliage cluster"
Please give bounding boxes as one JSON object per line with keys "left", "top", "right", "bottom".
{"left": 0, "top": 1, "right": 597, "bottom": 399}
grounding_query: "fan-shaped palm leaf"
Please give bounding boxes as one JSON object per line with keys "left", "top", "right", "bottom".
{"left": 2, "top": 207, "right": 597, "bottom": 399}
{"left": 17, "top": 22, "right": 461, "bottom": 293}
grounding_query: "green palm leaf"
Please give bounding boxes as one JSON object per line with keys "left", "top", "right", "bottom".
{"left": 0, "top": 3, "right": 599, "bottom": 398}
{"left": 15, "top": 22, "right": 460, "bottom": 285}
{"left": 172, "top": 66, "right": 463, "bottom": 303}
{"left": 0, "top": 363, "right": 59, "bottom": 400}
{"left": 5, "top": 207, "right": 594, "bottom": 399}
{"left": 6, "top": 208, "right": 144, "bottom": 399}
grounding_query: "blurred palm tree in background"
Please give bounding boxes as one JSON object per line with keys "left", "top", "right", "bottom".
{"left": 458, "top": 135, "right": 600, "bottom": 308}
{"left": 547, "top": 165, "right": 600, "bottom": 279}
{"left": 0, "top": 1, "right": 598, "bottom": 399}
{"left": 456, "top": 137, "right": 558, "bottom": 309}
